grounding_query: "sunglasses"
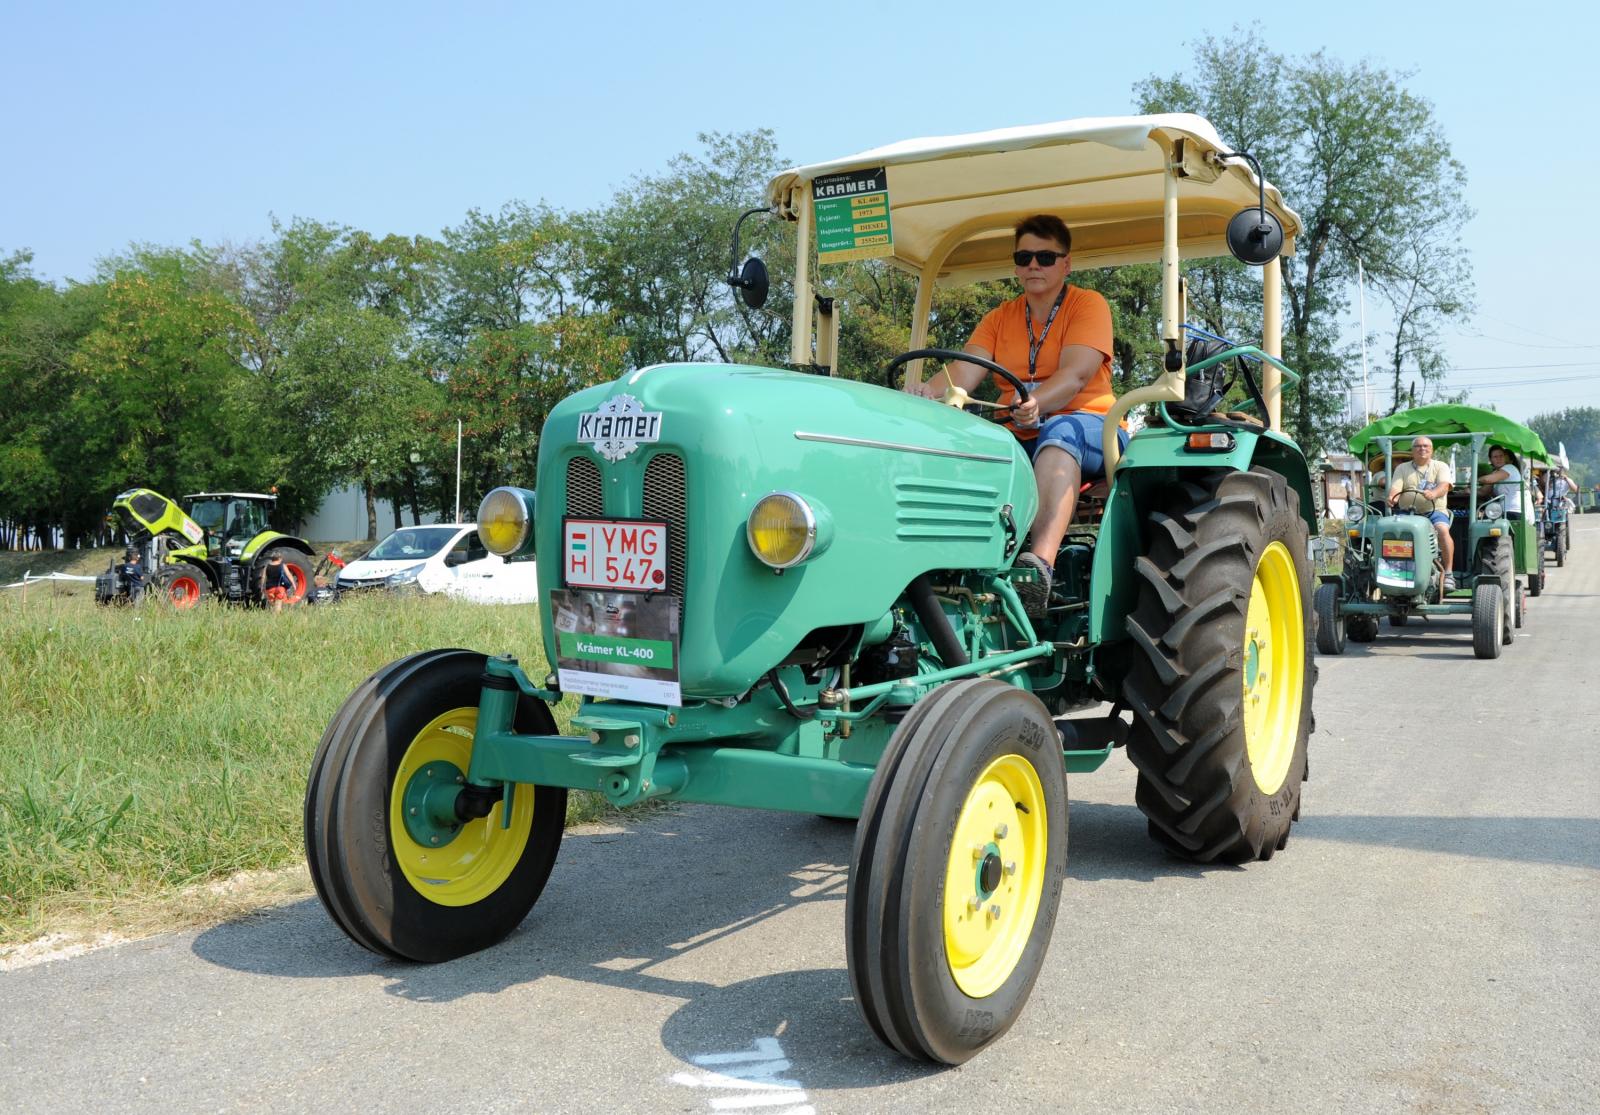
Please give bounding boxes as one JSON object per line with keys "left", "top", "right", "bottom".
{"left": 1013, "top": 249, "right": 1067, "bottom": 267}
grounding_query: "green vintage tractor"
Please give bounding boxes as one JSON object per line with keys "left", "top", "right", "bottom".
{"left": 1316, "top": 406, "right": 1548, "bottom": 660}
{"left": 98, "top": 488, "right": 317, "bottom": 607}
{"left": 304, "top": 115, "right": 1318, "bottom": 1064}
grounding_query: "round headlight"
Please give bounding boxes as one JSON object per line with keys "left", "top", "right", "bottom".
{"left": 1483, "top": 500, "right": 1504, "bottom": 520}
{"left": 477, "top": 487, "right": 536, "bottom": 558}
{"left": 747, "top": 492, "right": 818, "bottom": 569}
{"left": 1346, "top": 501, "right": 1366, "bottom": 524}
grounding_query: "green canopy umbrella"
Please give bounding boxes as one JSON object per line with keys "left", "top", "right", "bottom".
{"left": 1348, "top": 404, "right": 1549, "bottom": 464}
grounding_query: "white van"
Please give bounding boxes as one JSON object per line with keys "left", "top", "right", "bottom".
{"left": 334, "top": 523, "right": 538, "bottom": 604}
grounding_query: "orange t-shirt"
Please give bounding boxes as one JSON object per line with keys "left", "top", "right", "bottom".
{"left": 968, "top": 285, "right": 1116, "bottom": 438}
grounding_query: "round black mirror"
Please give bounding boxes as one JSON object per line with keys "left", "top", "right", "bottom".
{"left": 1226, "top": 206, "right": 1284, "bottom": 266}
{"left": 737, "top": 256, "right": 769, "bottom": 309}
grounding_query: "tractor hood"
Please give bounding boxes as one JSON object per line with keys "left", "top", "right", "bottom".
{"left": 533, "top": 363, "right": 1039, "bottom": 699}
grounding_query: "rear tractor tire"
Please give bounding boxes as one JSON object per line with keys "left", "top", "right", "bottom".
{"left": 259, "top": 547, "right": 315, "bottom": 607}
{"left": 1472, "top": 584, "right": 1503, "bottom": 659}
{"left": 1123, "top": 467, "right": 1314, "bottom": 864}
{"left": 304, "top": 649, "right": 567, "bottom": 962}
{"left": 1314, "top": 583, "right": 1345, "bottom": 655}
{"left": 1555, "top": 525, "right": 1567, "bottom": 567}
{"left": 848, "top": 680, "right": 1067, "bottom": 1064}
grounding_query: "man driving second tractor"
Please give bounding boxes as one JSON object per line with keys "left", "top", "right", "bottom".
{"left": 1388, "top": 435, "right": 1455, "bottom": 591}
{"left": 923, "top": 214, "right": 1124, "bottom": 616}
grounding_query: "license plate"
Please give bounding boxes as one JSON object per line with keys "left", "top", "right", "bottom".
{"left": 563, "top": 519, "right": 669, "bottom": 591}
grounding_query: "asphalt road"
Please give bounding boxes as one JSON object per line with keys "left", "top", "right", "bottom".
{"left": 5, "top": 520, "right": 1597, "bottom": 1114}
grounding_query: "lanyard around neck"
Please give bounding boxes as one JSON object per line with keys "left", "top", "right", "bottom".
{"left": 1024, "top": 286, "right": 1068, "bottom": 381}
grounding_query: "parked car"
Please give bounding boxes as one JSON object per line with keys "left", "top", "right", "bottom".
{"left": 335, "top": 524, "right": 538, "bottom": 604}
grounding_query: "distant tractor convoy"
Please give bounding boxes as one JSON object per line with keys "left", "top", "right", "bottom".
{"left": 1317, "top": 405, "right": 1551, "bottom": 660}
{"left": 97, "top": 488, "right": 316, "bottom": 607}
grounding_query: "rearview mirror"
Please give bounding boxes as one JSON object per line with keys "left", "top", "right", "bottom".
{"left": 733, "top": 256, "right": 769, "bottom": 309}
{"left": 1226, "top": 206, "right": 1284, "bottom": 266}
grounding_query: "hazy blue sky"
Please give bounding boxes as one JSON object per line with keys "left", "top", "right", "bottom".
{"left": 4, "top": 0, "right": 1597, "bottom": 426}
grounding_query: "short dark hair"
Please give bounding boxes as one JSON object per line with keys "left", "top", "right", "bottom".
{"left": 1013, "top": 214, "right": 1072, "bottom": 253}
{"left": 268, "top": 553, "right": 283, "bottom": 561}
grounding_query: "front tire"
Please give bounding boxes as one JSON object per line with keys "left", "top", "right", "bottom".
{"left": 304, "top": 649, "right": 567, "bottom": 962}
{"left": 848, "top": 680, "right": 1067, "bottom": 1064}
{"left": 160, "top": 567, "right": 211, "bottom": 609}
{"left": 1472, "top": 584, "right": 1503, "bottom": 659}
{"left": 1123, "top": 468, "right": 1313, "bottom": 863}
{"left": 1477, "top": 536, "right": 1514, "bottom": 646}
{"left": 1314, "top": 583, "right": 1345, "bottom": 655}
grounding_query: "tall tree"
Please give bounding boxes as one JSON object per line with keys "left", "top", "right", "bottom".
{"left": 1137, "top": 28, "right": 1473, "bottom": 449}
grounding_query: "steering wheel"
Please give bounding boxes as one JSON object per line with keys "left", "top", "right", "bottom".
{"left": 1391, "top": 485, "right": 1436, "bottom": 517}
{"left": 884, "top": 348, "right": 1031, "bottom": 422}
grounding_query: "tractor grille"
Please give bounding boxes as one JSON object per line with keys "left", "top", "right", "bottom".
{"left": 565, "top": 456, "right": 604, "bottom": 519}
{"left": 641, "top": 453, "right": 688, "bottom": 616}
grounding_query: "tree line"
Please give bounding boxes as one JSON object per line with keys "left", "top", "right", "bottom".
{"left": 0, "top": 31, "right": 1473, "bottom": 547}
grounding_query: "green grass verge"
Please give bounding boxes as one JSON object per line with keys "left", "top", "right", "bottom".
{"left": 0, "top": 590, "right": 613, "bottom": 945}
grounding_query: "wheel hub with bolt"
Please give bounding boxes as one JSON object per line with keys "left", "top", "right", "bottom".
{"left": 942, "top": 755, "right": 1048, "bottom": 998}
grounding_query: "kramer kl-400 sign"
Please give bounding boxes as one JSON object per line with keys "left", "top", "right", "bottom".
{"left": 305, "top": 115, "right": 1318, "bottom": 1064}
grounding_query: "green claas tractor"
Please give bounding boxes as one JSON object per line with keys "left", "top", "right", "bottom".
{"left": 1317, "top": 405, "right": 1548, "bottom": 660}
{"left": 305, "top": 115, "right": 1319, "bottom": 1064}
{"left": 97, "top": 488, "right": 317, "bottom": 607}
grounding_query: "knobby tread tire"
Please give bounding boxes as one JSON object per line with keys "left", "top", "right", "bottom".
{"left": 1121, "top": 467, "right": 1314, "bottom": 864}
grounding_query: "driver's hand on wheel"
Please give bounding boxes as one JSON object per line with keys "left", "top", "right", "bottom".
{"left": 1012, "top": 396, "right": 1041, "bottom": 429}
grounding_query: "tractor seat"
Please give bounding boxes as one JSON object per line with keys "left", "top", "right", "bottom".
{"left": 1080, "top": 479, "right": 1111, "bottom": 501}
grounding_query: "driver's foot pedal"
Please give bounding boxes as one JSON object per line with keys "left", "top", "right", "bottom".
{"left": 1014, "top": 553, "right": 1054, "bottom": 618}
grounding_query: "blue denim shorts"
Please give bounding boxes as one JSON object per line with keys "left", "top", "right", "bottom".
{"left": 1024, "top": 412, "right": 1129, "bottom": 479}
{"left": 1427, "top": 510, "right": 1450, "bottom": 527}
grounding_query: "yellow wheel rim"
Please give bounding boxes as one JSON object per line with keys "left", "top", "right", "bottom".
{"left": 942, "top": 754, "right": 1049, "bottom": 998}
{"left": 1242, "top": 541, "right": 1304, "bottom": 795}
{"left": 388, "top": 707, "right": 536, "bottom": 907}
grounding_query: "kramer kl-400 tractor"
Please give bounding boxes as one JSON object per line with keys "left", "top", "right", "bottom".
{"left": 97, "top": 488, "right": 316, "bottom": 607}
{"left": 305, "top": 115, "right": 1318, "bottom": 1064}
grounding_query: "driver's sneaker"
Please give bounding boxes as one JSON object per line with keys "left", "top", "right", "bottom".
{"left": 1015, "top": 553, "right": 1054, "bottom": 618}
{"left": 1442, "top": 574, "right": 1456, "bottom": 593}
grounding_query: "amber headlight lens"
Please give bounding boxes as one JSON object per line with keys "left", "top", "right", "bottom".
{"left": 747, "top": 492, "right": 820, "bottom": 569}
{"left": 477, "top": 487, "right": 536, "bottom": 558}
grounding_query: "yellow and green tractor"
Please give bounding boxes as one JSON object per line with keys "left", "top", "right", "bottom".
{"left": 96, "top": 488, "right": 317, "bottom": 607}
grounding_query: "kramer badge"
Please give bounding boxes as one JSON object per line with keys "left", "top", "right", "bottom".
{"left": 577, "top": 394, "right": 663, "bottom": 462}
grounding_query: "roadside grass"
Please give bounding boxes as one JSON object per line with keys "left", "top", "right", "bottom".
{"left": 0, "top": 590, "right": 613, "bottom": 946}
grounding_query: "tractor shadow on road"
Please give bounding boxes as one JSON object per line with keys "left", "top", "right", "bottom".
{"left": 192, "top": 809, "right": 942, "bottom": 1088}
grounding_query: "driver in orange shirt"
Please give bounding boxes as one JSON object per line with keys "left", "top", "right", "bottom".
{"left": 924, "top": 214, "right": 1124, "bottom": 616}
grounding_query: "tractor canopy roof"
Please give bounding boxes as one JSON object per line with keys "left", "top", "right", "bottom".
{"left": 764, "top": 113, "right": 1303, "bottom": 284}
{"left": 1349, "top": 404, "right": 1549, "bottom": 464}
{"left": 184, "top": 492, "right": 277, "bottom": 502}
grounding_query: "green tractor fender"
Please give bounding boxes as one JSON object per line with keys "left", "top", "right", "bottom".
{"left": 239, "top": 531, "right": 315, "bottom": 563}
{"left": 1089, "top": 423, "right": 1314, "bottom": 646}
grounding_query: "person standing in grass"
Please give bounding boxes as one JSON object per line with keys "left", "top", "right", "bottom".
{"left": 118, "top": 549, "right": 145, "bottom": 605}
{"left": 261, "top": 552, "right": 294, "bottom": 613}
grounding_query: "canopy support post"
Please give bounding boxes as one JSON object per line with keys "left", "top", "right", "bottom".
{"left": 1263, "top": 255, "right": 1283, "bottom": 431}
